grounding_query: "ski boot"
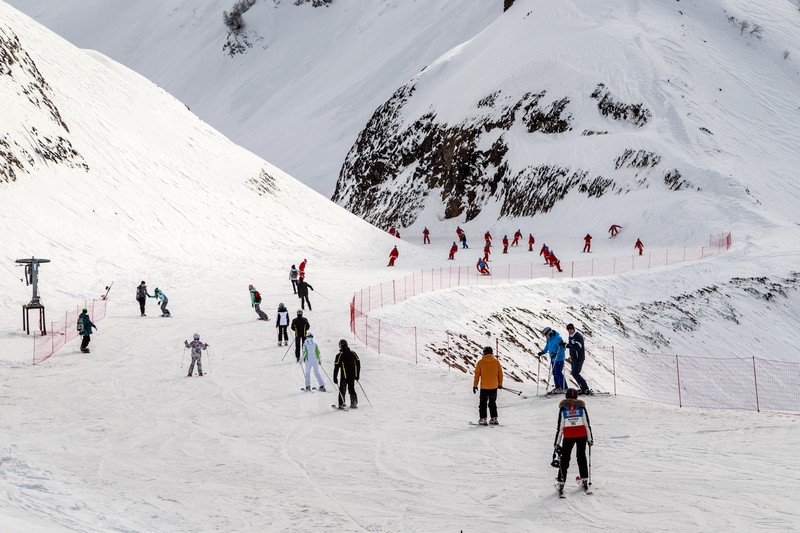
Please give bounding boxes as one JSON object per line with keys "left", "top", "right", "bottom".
{"left": 478, "top": 418, "right": 488, "bottom": 426}
{"left": 318, "top": 385, "right": 326, "bottom": 392}
{"left": 350, "top": 400, "right": 358, "bottom": 409}
{"left": 489, "top": 417, "right": 499, "bottom": 425}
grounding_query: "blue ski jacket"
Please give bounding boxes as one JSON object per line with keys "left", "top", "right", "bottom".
{"left": 539, "top": 331, "right": 566, "bottom": 362}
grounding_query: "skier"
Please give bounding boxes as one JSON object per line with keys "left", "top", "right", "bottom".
{"left": 583, "top": 234, "right": 592, "bottom": 253}
{"left": 152, "top": 287, "right": 170, "bottom": 317}
{"left": 291, "top": 309, "right": 310, "bottom": 362}
{"left": 548, "top": 251, "right": 563, "bottom": 273}
{"left": 301, "top": 332, "right": 326, "bottom": 391}
{"left": 388, "top": 246, "right": 399, "bottom": 267}
{"left": 565, "top": 324, "right": 590, "bottom": 394}
{"left": 289, "top": 265, "right": 299, "bottom": 294}
{"left": 395, "top": 231, "right": 401, "bottom": 239}
{"left": 297, "top": 277, "right": 314, "bottom": 311}
{"left": 476, "top": 258, "right": 490, "bottom": 275}
{"left": 540, "top": 244, "right": 550, "bottom": 264}
{"left": 456, "top": 226, "right": 464, "bottom": 240}
{"left": 299, "top": 258, "right": 307, "bottom": 278}
{"left": 249, "top": 284, "right": 269, "bottom": 321}
{"left": 448, "top": 241, "right": 459, "bottom": 260}
{"left": 460, "top": 232, "right": 469, "bottom": 249}
{"left": 275, "top": 302, "right": 290, "bottom": 346}
{"left": 389, "top": 227, "right": 396, "bottom": 236}
{"left": 472, "top": 346, "right": 503, "bottom": 425}
{"left": 184, "top": 333, "right": 208, "bottom": 377}
{"left": 77, "top": 307, "right": 97, "bottom": 353}
{"left": 608, "top": 224, "right": 622, "bottom": 237}
{"left": 483, "top": 243, "right": 491, "bottom": 262}
{"left": 538, "top": 326, "right": 567, "bottom": 392}
{"left": 423, "top": 227, "right": 430, "bottom": 244}
{"left": 484, "top": 231, "right": 492, "bottom": 245}
{"left": 135, "top": 280, "right": 151, "bottom": 317}
{"left": 502, "top": 235, "right": 509, "bottom": 254}
{"left": 553, "top": 389, "right": 594, "bottom": 495}
{"left": 528, "top": 233, "right": 535, "bottom": 252}
{"left": 513, "top": 229, "right": 523, "bottom": 247}
{"left": 634, "top": 238, "right": 644, "bottom": 256}
{"left": 333, "top": 339, "right": 361, "bottom": 409}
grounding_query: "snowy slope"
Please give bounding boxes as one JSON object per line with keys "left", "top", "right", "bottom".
{"left": 5, "top": 0, "right": 503, "bottom": 196}
{"left": 2, "top": 2, "right": 800, "bottom": 532}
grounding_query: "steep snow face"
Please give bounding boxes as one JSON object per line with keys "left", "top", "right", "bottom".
{"left": 333, "top": 0, "right": 800, "bottom": 234}
{"left": 5, "top": 0, "right": 503, "bottom": 195}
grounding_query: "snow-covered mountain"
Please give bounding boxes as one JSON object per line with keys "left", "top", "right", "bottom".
{"left": 333, "top": 0, "right": 800, "bottom": 236}
{"left": 5, "top": 0, "right": 503, "bottom": 196}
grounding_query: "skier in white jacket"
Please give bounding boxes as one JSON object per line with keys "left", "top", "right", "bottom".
{"left": 302, "top": 333, "right": 326, "bottom": 391}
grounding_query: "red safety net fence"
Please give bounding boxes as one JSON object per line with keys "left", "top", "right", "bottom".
{"left": 32, "top": 298, "right": 109, "bottom": 365}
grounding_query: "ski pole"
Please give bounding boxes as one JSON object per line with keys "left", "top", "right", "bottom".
{"left": 501, "top": 386, "right": 523, "bottom": 396}
{"left": 356, "top": 379, "right": 373, "bottom": 408}
{"left": 588, "top": 440, "right": 592, "bottom": 487}
{"left": 313, "top": 291, "right": 331, "bottom": 301}
{"left": 536, "top": 355, "right": 542, "bottom": 396}
{"left": 281, "top": 337, "right": 296, "bottom": 361}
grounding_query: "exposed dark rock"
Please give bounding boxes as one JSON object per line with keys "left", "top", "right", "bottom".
{"left": 590, "top": 83, "right": 652, "bottom": 127}
{"left": 615, "top": 149, "right": 661, "bottom": 170}
{"left": 246, "top": 168, "right": 278, "bottom": 196}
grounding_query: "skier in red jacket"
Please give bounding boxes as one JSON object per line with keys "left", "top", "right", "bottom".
{"left": 483, "top": 243, "right": 491, "bottom": 262}
{"left": 540, "top": 244, "right": 550, "bottom": 264}
{"left": 583, "top": 234, "right": 592, "bottom": 253}
{"left": 634, "top": 239, "right": 644, "bottom": 256}
{"left": 389, "top": 227, "right": 396, "bottom": 236}
{"left": 512, "top": 229, "right": 523, "bottom": 247}
{"left": 549, "top": 251, "right": 563, "bottom": 272}
{"left": 388, "top": 246, "right": 399, "bottom": 266}
{"left": 476, "top": 258, "right": 491, "bottom": 275}
{"left": 456, "top": 226, "right": 464, "bottom": 239}
{"left": 448, "top": 242, "right": 458, "bottom": 260}
{"left": 608, "top": 224, "right": 622, "bottom": 237}
{"left": 502, "top": 235, "right": 509, "bottom": 254}
{"left": 528, "top": 234, "right": 535, "bottom": 252}
{"left": 299, "top": 259, "right": 307, "bottom": 278}
{"left": 423, "top": 227, "right": 430, "bottom": 244}
{"left": 484, "top": 231, "right": 492, "bottom": 246}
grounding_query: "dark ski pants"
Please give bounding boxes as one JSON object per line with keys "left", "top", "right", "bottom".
{"left": 137, "top": 297, "right": 146, "bottom": 316}
{"left": 160, "top": 298, "right": 170, "bottom": 316}
{"left": 291, "top": 279, "right": 298, "bottom": 294}
{"left": 299, "top": 295, "right": 312, "bottom": 310}
{"left": 571, "top": 355, "right": 589, "bottom": 392}
{"left": 478, "top": 388, "right": 498, "bottom": 419}
{"left": 278, "top": 325, "right": 288, "bottom": 343}
{"left": 188, "top": 354, "right": 203, "bottom": 376}
{"left": 338, "top": 378, "right": 358, "bottom": 407}
{"left": 558, "top": 436, "right": 589, "bottom": 482}
{"left": 295, "top": 336, "right": 306, "bottom": 361}
{"left": 80, "top": 334, "right": 91, "bottom": 351}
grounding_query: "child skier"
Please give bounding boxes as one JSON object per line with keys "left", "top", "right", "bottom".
{"left": 184, "top": 333, "right": 208, "bottom": 377}
{"left": 301, "top": 332, "right": 326, "bottom": 391}
{"left": 553, "top": 388, "right": 594, "bottom": 496}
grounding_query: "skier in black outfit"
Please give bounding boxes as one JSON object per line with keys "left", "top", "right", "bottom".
{"left": 553, "top": 389, "right": 594, "bottom": 495}
{"left": 136, "top": 281, "right": 151, "bottom": 317}
{"left": 290, "top": 309, "right": 310, "bottom": 362}
{"left": 333, "top": 339, "right": 361, "bottom": 409}
{"left": 566, "top": 323, "right": 590, "bottom": 394}
{"left": 297, "top": 277, "right": 314, "bottom": 310}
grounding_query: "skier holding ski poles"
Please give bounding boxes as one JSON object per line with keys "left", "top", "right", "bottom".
{"left": 538, "top": 326, "right": 567, "bottom": 392}
{"left": 553, "top": 388, "right": 594, "bottom": 497}
{"left": 290, "top": 310, "right": 310, "bottom": 362}
{"left": 333, "top": 339, "right": 360, "bottom": 409}
{"left": 301, "top": 332, "right": 326, "bottom": 391}
{"left": 276, "top": 303, "right": 290, "bottom": 346}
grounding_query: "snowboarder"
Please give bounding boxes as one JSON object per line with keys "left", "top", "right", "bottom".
{"left": 184, "top": 333, "right": 208, "bottom": 377}
{"left": 502, "top": 235, "right": 509, "bottom": 254}
{"left": 152, "top": 287, "right": 170, "bottom": 317}
{"left": 583, "top": 234, "right": 592, "bottom": 253}
{"left": 299, "top": 258, "right": 307, "bottom": 278}
{"left": 548, "top": 251, "right": 563, "bottom": 273}
{"left": 301, "top": 332, "right": 326, "bottom": 391}
{"left": 608, "top": 224, "right": 622, "bottom": 237}
{"left": 513, "top": 229, "right": 523, "bottom": 247}
{"left": 297, "top": 277, "right": 314, "bottom": 311}
{"left": 476, "top": 258, "right": 490, "bottom": 275}
{"left": 473, "top": 346, "right": 503, "bottom": 425}
{"left": 553, "top": 389, "right": 594, "bottom": 495}
{"left": 456, "top": 226, "right": 464, "bottom": 240}
{"left": 291, "top": 309, "right": 310, "bottom": 362}
{"left": 538, "top": 327, "right": 567, "bottom": 391}
{"left": 388, "top": 246, "right": 399, "bottom": 267}
{"left": 289, "top": 265, "right": 300, "bottom": 294}
{"left": 483, "top": 243, "right": 491, "bottom": 262}
{"left": 135, "top": 280, "right": 151, "bottom": 317}
{"left": 566, "top": 324, "right": 590, "bottom": 394}
{"left": 448, "top": 242, "right": 459, "bottom": 260}
{"left": 77, "top": 307, "right": 97, "bottom": 353}
{"left": 634, "top": 238, "right": 644, "bottom": 256}
{"left": 276, "top": 302, "right": 290, "bottom": 346}
{"left": 249, "top": 284, "right": 269, "bottom": 321}
{"left": 333, "top": 339, "right": 361, "bottom": 409}
{"left": 528, "top": 233, "right": 535, "bottom": 252}
{"left": 423, "top": 227, "right": 430, "bottom": 244}
{"left": 460, "top": 232, "right": 469, "bottom": 249}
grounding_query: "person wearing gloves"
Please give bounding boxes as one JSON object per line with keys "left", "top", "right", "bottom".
{"left": 184, "top": 333, "right": 208, "bottom": 377}
{"left": 538, "top": 326, "right": 568, "bottom": 392}
{"left": 553, "top": 388, "right": 594, "bottom": 495}
{"left": 290, "top": 310, "right": 310, "bottom": 362}
{"left": 275, "top": 303, "right": 290, "bottom": 346}
{"left": 333, "top": 339, "right": 361, "bottom": 409}
{"left": 152, "top": 287, "right": 170, "bottom": 317}
{"left": 289, "top": 265, "right": 299, "bottom": 294}
{"left": 473, "top": 346, "right": 504, "bottom": 426}
{"left": 566, "top": 323, "right": 590, "bottom": 394}
{"left": 301, "top": 332, "right": 326, "bottom": 391}
{"left": 248, "top": 284, "right": 269, "bottom": 321}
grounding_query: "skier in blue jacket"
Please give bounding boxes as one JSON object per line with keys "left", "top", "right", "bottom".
{"left": 538, "top": 326, "right": 568, "bottom": 391}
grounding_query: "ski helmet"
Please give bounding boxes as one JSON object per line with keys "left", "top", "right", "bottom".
{"left": 483, "top": 346, "right": 493, "bottom": 355}
{"left": 565, "top": 388, "right": 579, "bottom": 400}
{"left": 279, "top": 302, "right": 285, "bottom": 308}
{"left": 297, "top": 310, "right": 303, "bottom": 316}
{"left": 193, "top": 333, "right": 200, "bottom": 340}
{"left": 541, "top": 326, "right": 552, "bottom": 336}
{"left": 307, "top": 332, "right": 314, "bottom": 338}
{"left": 339, "top": 339, "right": 348, "bottom": 349}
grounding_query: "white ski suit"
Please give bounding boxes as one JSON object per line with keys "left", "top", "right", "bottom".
{"left": 302, "top": 338, "right": 325, "bottom": 389}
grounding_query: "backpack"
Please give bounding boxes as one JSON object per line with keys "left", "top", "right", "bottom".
{"left": 77, "top": 315, "right": 84, "bottom": 334}
{"left": 254, "top": 291, "right": 262, "bottom": 304}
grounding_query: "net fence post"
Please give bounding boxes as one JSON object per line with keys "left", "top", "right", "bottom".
{"left": 414, "top": 326, "right": 418, "bottom": 364}
{"left": 393, "top": 280, "right": 396, "bottom": 304}
{"left": 752, "top": 356, "right": 761, "bottom": 412}
{"left": 675, "top": 354, "right": 682, "bottom": 408}
{"left": 612, "top": 346, "right": 617, "bottom": 396}
{"left": 378, "top": 319, "right": 381, "bottom": 355}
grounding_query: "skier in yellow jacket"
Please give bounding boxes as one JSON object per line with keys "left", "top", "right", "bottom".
{"left": 473, "top": 346, "right": 504, "bottom": 425}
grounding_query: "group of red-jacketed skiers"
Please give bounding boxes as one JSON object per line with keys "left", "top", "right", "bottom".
{"left": 384, "top": 223, "right": 644, "bottom": 270}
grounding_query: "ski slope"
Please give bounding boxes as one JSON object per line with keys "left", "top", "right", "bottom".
{"left": 1, "top": 2, "right": 800, "bottom": 532}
